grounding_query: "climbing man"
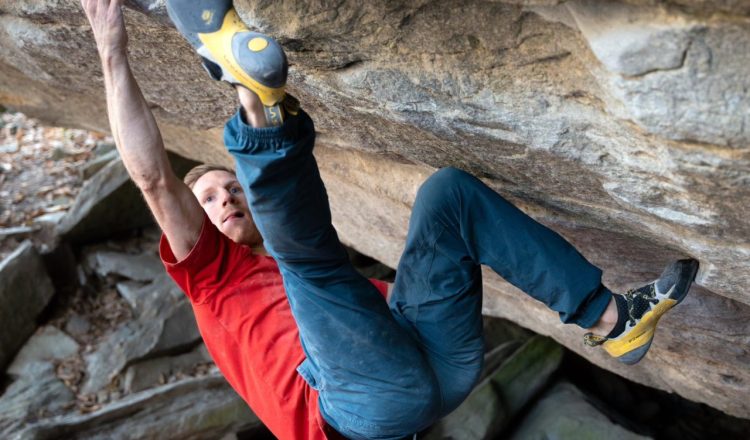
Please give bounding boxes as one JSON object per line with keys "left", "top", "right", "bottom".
{"left": 81, "top": 0, "right": 699, "bottom": 439}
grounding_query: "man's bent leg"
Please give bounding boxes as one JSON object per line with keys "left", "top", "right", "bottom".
{"left": 390, "top": 167, "right": 612, "bottom": 415}
{"left": 224, "top": 110, "right": 439, "bottom": 439}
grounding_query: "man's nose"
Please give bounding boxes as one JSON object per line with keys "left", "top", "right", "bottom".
{"left": 222, "top": 191, "right": 235, "bottom": 205}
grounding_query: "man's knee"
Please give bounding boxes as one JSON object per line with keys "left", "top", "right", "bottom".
{"left": 421, "top": 167, "right": 474, "bottom": 193}
{"left": 416, "top": 167, "right": 477, "bottom": 209}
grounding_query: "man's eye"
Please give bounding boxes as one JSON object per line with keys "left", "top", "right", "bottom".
{"left": 205, "top": 196, "right": 214, "bottom": 203}
{"left": 230, "top": 187, "right": 241, "bottom": 194}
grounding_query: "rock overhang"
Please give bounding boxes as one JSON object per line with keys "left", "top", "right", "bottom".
{"left": 0, "top": 0, "right": 749, "bottom": 419}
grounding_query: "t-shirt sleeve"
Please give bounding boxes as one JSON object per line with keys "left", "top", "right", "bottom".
{"left": 369, "top": 278, "right": 390, "bottom": 301}
{"left": 159, "top": 213, "right": 248, "bottom": 303}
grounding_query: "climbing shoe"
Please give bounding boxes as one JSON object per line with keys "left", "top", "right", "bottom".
{"left": 584, "top": 258, "right": 699, "bottom": 365}
{"left": 165, "top": 0, "right": 289, "bottom": 125}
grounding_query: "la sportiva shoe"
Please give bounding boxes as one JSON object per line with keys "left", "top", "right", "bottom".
{"left": 584, "top": 258, "right": 699, "bottom": 365}
{"left": 165, "top": 0, "right": 289, "bottom": 125}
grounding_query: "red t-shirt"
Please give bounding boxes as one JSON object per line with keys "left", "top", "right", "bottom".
{"left": 160, "top": 215, "right": 388, "bottom": 440}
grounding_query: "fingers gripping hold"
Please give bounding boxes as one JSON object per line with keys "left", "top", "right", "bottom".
{"left": 81, "top": 0, "right": 128, "bottom": 54}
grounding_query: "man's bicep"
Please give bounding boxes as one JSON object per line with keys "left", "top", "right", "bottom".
{"left": 141, "top": 175, "right": 204, "bottom": 261}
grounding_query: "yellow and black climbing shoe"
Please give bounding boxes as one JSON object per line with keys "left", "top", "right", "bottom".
{"left": 166, "top": 0, "right": 288, "bottom": 123}
{"left": 584, "top": 259, "right": 699, "bottom": 365}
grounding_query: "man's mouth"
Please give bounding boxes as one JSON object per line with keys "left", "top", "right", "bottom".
{"left": 223, "top": 212, "right": 245, "bottom": 223}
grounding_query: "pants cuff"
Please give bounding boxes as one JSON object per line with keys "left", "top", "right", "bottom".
{"left": 565, "top": 284, "right": 613, "bottom": 329}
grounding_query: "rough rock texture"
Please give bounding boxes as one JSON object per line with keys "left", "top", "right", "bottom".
{"left": 80, "top": 273, "right": 201, "bottom": 394}
{"left": 0, "top": 362, "right": 75, "bottom": 436}
{"left": 84, "top": 249, "right": 164, "bottom": 282}
{"left": 57, "top": 154, "right": 198, "bottom": 245}
{"left": 7, "top": 326, "right": 79, "bottom": 377}
{"left": 0, "top": 0, "right": 749, "bottom": 419}
{"left": 425, "top": 336, "right": 564, "bottom": 439}
{"left": 510, "top": 382, "right": 651, "bottom": 440}
{"left": 16, "top": 373, "right": 262, "bottom": 440}
{"left": 0, "top": 241, "right": 55, "bottom": 371}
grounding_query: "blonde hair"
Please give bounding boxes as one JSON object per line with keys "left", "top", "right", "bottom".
{"left": 183, "top": 164, "right": 235, "bottom": 189}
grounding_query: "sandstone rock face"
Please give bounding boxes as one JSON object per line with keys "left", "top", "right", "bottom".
{"left": 0, "top": 0, "right": 748, "bottom": 419}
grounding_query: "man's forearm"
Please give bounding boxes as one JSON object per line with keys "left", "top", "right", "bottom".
{"left": 101, "top": 49, "right": 175, "bottom": 189}
{"left": 81, "top": 0, "right": 202, "bottom": 260}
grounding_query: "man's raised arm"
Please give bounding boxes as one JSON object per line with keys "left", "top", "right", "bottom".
{"left": 81, "top": 0, "right": 202, "bottom": 260}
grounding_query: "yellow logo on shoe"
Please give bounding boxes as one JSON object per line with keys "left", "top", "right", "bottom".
{"left": 202, "top": 10, "right": 214, "bottom": 25}
{"left": 248, "top": 37, "right": 268, "bottom": 52}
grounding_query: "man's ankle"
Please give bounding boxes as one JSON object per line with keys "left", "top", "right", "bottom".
{"left": 588, "top": 296, "right": 618, "bottom": 335}
{"left": 237, "top": 85, "right": 269, "bottom": 128}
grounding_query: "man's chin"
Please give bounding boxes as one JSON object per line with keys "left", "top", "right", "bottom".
{"left": 221, "top": 224, "right": 258, "bottom": 246}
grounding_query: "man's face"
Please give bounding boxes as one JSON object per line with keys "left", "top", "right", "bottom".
{"left": 191, "top": 170, "right": 262, "bottom": 246}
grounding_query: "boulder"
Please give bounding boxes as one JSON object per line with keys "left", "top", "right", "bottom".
{"left": 0, "top": 362, "right": 75, "bottom": 437}
{"left": 80, "top": 274, "right": 200, "bottom": 394}
{"left": 84, "top": 249, "right": 164, "bottom": 283}
{"left": 7, "top": 326, "right": 79, "bottom": 378}
{"left": 16, "top": 373, "right": 262, "bottom": 440}
{"left": 0, "top": 0, "right": 749, "bottom": 419}
{"left": 151, "top": 299, "right": 201, "bottom": 354}
{"left": 565, "top": 1, "right": 750, "bottom": 148}
{"left": 0, "top": 241, "right": 55, "bottom": 371}
{"left": 425, "top": 336, "right": 564, "bottom": 439}
{"left": 510, "top": 381, "right": 650, "bottom": 440}
{"left": 56, "top": 154, "right": 198, "bottom": 245}
{"left": 122, "top": 344, "right": 211, "bottom": 394}
{"left": 482, "top": 315, "right": 533, "bottom": 352}
{"left": 81, "top": 148, "right": 119, "bottom": 180}
{"left": 0, "top": 326, "right": 78, "bottom": 436}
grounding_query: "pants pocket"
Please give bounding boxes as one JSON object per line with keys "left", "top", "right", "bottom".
{"left": 296, "top": 358, "right": 321, "bottom": 391}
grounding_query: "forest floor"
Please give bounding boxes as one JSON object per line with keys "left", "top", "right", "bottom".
{"left": 0, "top": 109, "right": 112, "bottom": 261}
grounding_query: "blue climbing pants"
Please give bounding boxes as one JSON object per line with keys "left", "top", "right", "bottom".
{"left": 224, "top": 109, "right": 612, "bottom": 439}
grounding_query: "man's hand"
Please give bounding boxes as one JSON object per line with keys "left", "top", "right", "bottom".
{"left": 81, "top": 0, "right": 128, "bottom": 57}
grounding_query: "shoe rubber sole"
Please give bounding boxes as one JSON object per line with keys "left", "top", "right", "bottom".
{"left": 166, "top": 0, "right": 287, "bottom": 106}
